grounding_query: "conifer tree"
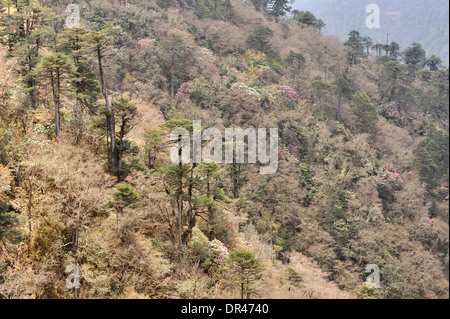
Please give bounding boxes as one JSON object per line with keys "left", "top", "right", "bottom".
{"left": 250, "top": 0, "right": 269, "bottom": 12}
{"left": 295, "top": 11, "right": 326, "bottom": 31}
{"left": 268, "top": 0, "right": 292, "bottom": 22}
{"left": 143, "top": 129, "right": 165, "bottom": 170}
{"left": 160, "top": 117, "right": 195, "bottom": 279}
{"left": 111, "top": 97, "right": 139, "bottom": 181}
{"left": 333, "top": 75, "right": 353, "bottom": 122}
{"left": 344, "top": 30, "right": 364, "bottom": 65}
{"left": 228, "top": 249, "right": 263, "bottom": 299}
{"left": 414, "top": 145, "right": 439, "bottom": 190}
{"left": 57, "top": 27, "right": 101, "bottom": 116}
{"left": 425, "top": 55, "right": 443, "bottom": 71}
{"left": 32, "top": 52, "right": 76, "bottom": 138}
{"left": 350, "top": 91, "right": 378, "bottom": 135}
{"left": 246, "top": 22, "right": 273, "bottom": 55}
{"left": 82, "top": 25, "right": 118, "bottom": 173}
{"left": 402, "top": 43, "right": 426, "bottom": 69}
{"left": 160, "top": 33, "right": 191, "bottom": 99}
{"left": 0, "top": 201, "right": 22, "bottom": 245}
{"left": 388, "top": 42, "right": 401, "bottom": 59}
{"left": 362, "top": 36, "right": 373, "bottom": 54}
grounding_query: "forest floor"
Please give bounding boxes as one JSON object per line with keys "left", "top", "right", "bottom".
{"left": 127, "top": 97, "right": 166, "bottom": 146}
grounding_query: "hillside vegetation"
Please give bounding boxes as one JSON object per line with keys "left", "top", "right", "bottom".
{"left": 0, "top": 0, "right": 448, "bottom": 299}
{"left": 293, "top": 0, "right": 450, "bottom": 65}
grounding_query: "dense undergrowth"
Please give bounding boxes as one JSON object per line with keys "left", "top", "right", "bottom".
{"left": 0, "top": 0, "right": 448, "bottom": 299}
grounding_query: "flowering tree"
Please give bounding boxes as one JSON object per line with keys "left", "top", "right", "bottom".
{"left": 380, "top": 101, "right": 403, "bottom": 127}
{"left": 384, "top": 168, "right": 404, "bottom": 191}
{"left": 206, "top": 239, "right": 229, "bottom": 273}
{"left": 336, "top": 123, "right": 353, "bottom": 142}
{"left": 266, "top": 84, "right": 299, "bottom": 109}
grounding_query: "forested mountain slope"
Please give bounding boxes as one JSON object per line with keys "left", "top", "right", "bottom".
{"left": 0, "top": 0, "right": 448, "bottom": 299}
{"left": 293, "top": 0, "right": 450, "bottom": 65}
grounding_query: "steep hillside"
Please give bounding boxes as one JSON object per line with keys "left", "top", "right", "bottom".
{"left": 0, "top": 0, "right": 448, "bottom": 299}
{"left": 293, "top": 0, "right": 450, "bottom": 65}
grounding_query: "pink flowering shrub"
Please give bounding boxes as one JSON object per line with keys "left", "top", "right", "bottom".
{"left": 59, "top": 98, "right": 77, "bottom": 118}
{"left": 152, "top": 26, "right": 166, "bottom": 38}
{"left": 415, "top": 210, "right": 439, "bottom": 240}
{"left": 281, "top": 127, "right": 305, "bottom": 158}
{"left": 82, "top": 3, "right": 90, "bottom": 13}
{"left": 133, "top": 81, "right": 152, "bottom": 95}
{"left": 379, "top": 102, "right": 404, "bottom": 127}
{"left": 414, "top": 111, "right": 430, "bottom": 123}
{"left": 441, "top": 119, "right": 449, "bottom": 133}
{"left": 375, "top": 167, "right": 405, "bottom": 205}
{"left": 374, "top": 209, "right": 387, "bottom": 225}
{"left": 421, "top": 211, "right": 435, "bottom": 228}
{"left": 170, "top": 0, "right": 182, "bottom": 11}
{"left": 266, "top": 85, "right": 299, "bottom": 109}
{"left": 175, "top": 82, "right": 190, "bottom": 99}
{"left": 206, "top": 239, "right": 229, "bottom": 273}
{"left": 385, "top": 168, "right": 404, "bottom": 190}
{"left": 334, "top": 220, "right": 349, "bottom": 239}
{"left": 234, "top": 112, "right": 244, "bottom": 125}
{"left": 379, "top": 102, "right": 432, "bottom": 128}
{"left": 365, "top": 69, "right": 377, "bottom": 77}
{"left": 336, "top": 123, "right": 353, "bottom": 142}
{"left": 334, "top": 220, "right": 359, "bottom": 244}
{"left": 175, "top": 79, "right": 212, "bottom": 108}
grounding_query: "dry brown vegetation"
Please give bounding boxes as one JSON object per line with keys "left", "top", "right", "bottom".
{"left": 0, "top": 0, "right": 448, "bottom": 299}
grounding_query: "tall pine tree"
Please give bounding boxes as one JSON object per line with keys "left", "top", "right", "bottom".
{"left": 268, "top": 0, "right": 292, "bottom": 22}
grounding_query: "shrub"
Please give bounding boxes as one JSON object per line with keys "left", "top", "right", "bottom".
{"left": 191, "top": 227, "right": 210, "bottom": 263}
{"left": 113, "top": 183, "right": 140, "bottom": 208}
{"left": 350, "top": 91, "right": 378, "bottom": 135}
{"left": 283, "top": 266, "right": 304, "bottom": 287}
{"left": 354, "top": 282, "right": 380, "bottom": 299}
{"left": 206, "top": 239, "right": 229, "bottom": 273}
